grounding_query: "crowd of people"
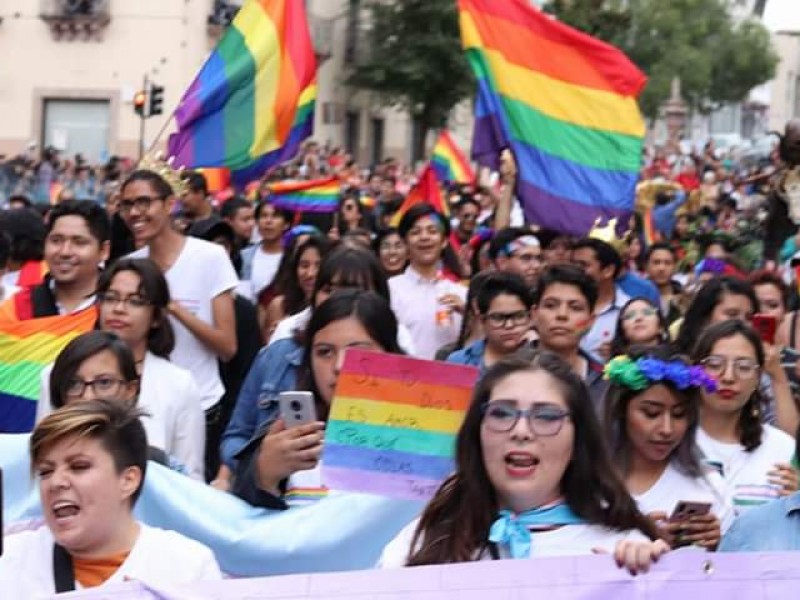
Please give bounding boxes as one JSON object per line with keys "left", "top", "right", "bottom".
{"left": 2, "top": 129, "right": 800, "bottom": 592}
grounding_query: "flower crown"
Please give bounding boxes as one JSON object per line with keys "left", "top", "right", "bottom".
{"left": 604, "top": 355, "right": 718, "bottom": 393}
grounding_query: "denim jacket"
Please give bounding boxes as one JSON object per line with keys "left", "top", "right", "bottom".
{"left": 220, "top": 338, "right": 304, "bottom": 469}
{"left": 446, "top": 339, "right": 486, "bottom": 370}
{"left": 240, "top": 245, "right": 257, "bottom": 282}
{"left": 720, "top": 492, "right": 800, "bottom": 552}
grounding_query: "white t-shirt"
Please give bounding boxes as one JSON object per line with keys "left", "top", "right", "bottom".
{"left": 696, "top": 425, "right": 795, "bottom": 514}
{"left": 36, "top": 353, "right": 206, "bottom": 480}
{"left": 269, "top": 306, "right": 418, "bottom": 355}
{"left": 378, "top": 518, "right": 647, "bottom": 568}
{"left": 0, "top": 523, "right": 221, "bottom": 595}
{"left": 250, "top": 246, "right": 282, "bottom": 297}
{"left": 633, "top": 461, "right": 735, "bottom": 533}
{"left": 130, "top": 237, "right": 238, "bottom": 410}
{"left": 388, "top": 267, "right": 466, "bottom": 360}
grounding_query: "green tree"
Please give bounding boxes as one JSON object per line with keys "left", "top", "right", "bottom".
{"left": 346, "top": 0, "right": 474, "bottom": 161}
{"left": 546, "top": 0, "right": 779, "bottom": 120}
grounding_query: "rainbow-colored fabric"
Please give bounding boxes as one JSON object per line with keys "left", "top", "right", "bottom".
{"left": 267, "top": 178, "right": 340, "bottom": 213}
{"left": 0, "top": 309, "right": 96, "bottom": 432}
{"left": 459, "top": 0, "right": 647, "bottom": 235}
{"left": 167, "top": 0, "right": 317, "bottom": 183}
{"left": 431, "top": 130, "right": 475, "bottom": 184}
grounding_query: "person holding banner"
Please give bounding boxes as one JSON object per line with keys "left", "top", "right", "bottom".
{"left": 691, "top": 320, "right": 799, "bottom": 513}
{"left": 0, "top": 401, "right": 221, "bottom": 594}
{"left": 379, "top": 353, "right": 668, "bottom": 573}
{"left": 232, "top": 290, "right": 403, "bottom": 509}
{"left": 604, "top": 346, "right": 733, "bottom": 550}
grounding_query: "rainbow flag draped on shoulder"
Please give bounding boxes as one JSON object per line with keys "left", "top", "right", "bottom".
{"left": 267, "top": 177, "right": 340, "bottom": 213}
{"left": 459, "top": 0, "right": 647, "bottom": 236}
{"left": 0, "top": 309, "right": 96, "bottom": 433}
{"left": 431, "top": 130, "right": 475, "bottom": 185}
{"left": 167, "top": 0, "right": 317, "bottom": 184}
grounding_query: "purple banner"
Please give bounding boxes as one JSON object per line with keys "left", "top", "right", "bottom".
{"left": 56, "top": 552, "right": 800, "bottom": 599}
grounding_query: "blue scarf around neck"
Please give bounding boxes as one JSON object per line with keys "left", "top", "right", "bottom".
{"left": 488, "top": 503, "right": 586, "bottom": 559}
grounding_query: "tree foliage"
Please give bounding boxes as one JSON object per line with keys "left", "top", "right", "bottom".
{"left": 545, "top": 0, "right": 779, "bottom": 119}
{"left": 346, "top": 0, "right": 474, "bottom": 159}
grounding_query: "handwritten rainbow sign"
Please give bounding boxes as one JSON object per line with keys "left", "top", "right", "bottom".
{"left": 323, "top": 349, "right": 479, "bottom": 500}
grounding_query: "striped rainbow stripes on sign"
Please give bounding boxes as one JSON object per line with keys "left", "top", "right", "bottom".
{"left": 0, "top": 309, "right": 96, "bottom": 432}
{"left": 167, "top": 0, "right": 317, "bottom": 182}
{"left": 267, "top": 177, "right": 340, "bottom": 213}
{"left": 323, "top": 349, "right": 479, "bottom": 500}
{"left": 459, "top": 0, "right": 647, "bottom": 236}
{"left": 431, "top": 130, "right": 475, "bottom": 184}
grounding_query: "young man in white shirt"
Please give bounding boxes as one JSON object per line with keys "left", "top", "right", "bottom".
{"left": 571, "top": 237, "right": 629, "bottom": 363}
{"left": 389, "top": 204, "right": 466, "bottom": 360}
{"left": 241, "top": 201, "right": 291, "bottom": 298}
{"left": 120, "top": 169, "right": 238, "bottom": 477}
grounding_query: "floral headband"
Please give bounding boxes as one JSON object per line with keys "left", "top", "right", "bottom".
{"left": 604, "top": 355, "right": 718, "bottom": 393}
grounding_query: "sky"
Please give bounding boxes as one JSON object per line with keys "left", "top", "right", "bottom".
{"left": 763, "top": 0, "right": 800, "bottom": 32}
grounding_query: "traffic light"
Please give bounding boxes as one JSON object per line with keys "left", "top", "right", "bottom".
{"left": 133, "top": 90, "right": 147, "bottom": 118}
{"left": 149, "top": 85, "right": 164, "bottom": 116}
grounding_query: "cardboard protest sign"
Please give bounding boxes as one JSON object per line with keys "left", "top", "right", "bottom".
{"left": 323, "top": 349, "right": 479, "bottom": 500}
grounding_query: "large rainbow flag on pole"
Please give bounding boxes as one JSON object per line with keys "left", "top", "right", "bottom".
{"left": 459, "top": 0, "right": 647, "bottom": 236}
{"left": 431, "top": 130, "right": 475, "bottom": 185}
{"left": 267, "top": 177, "right": 340, "bottom": 213}
{"left": 0, "top": 309, "right": 96, "bottom": 432}
{"left": 167, "top": 0, "right": 317, "bottom": 183}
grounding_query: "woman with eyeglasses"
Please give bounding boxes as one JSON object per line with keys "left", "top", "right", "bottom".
{"left": 372, "top": 227, "right": 408, "bottom": 277}
{"left": 691, "top": 320, "right": 798, "bottom": 514}
{"left": 38, "top": 258, "right": 205, "bottom": 479}
{"left": 609, "top": 298, "right": 668, "bottom": 358}
{"left": 379, "top": 352, "right": 669, "bottom": 572}
{"left": 447, "top": 272, "right": 531, "bottom": 372}
{"left": 604, "top": 345, "right": 733, "bottom": 550}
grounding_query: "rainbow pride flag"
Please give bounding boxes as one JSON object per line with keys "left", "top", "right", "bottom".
{"left": 167, "top": 0, "right": 317, "bottom": 183}
{"left": 431, "top": 130, "right": 475, "bottom": 184}
{"left": 0, "top": 309, "right": 96, "bottom": 432}
{"left": 642, "top": 207, "right": 659, "bottom": 247}
{"left": 459, "top": 0, "right": 647, "bottom": 236}
{"left": 267, "top": 177, "right": 340, "bottom": 213}
{"left": 390, "top": 164, "right": 448, "bottom": 227}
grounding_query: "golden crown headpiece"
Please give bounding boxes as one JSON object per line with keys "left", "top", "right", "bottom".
{"left": 137, "top": 152, "right": 187, "bottom": 197}
{"left": 587, "top": 217, "right": 631, "bottom": 254}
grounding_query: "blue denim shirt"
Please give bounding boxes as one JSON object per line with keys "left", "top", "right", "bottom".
{"left": 220, "top": 338, "right": 304, "bottom": 469}
{"left": 719, "top": 492, "right": 800, "bottom": 551}
{"left": 446, "top": 339, "right": 486, "bottom": 370}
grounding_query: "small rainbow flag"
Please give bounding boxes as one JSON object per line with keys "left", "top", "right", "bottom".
{"left": 167, "top": 0, "right": 317, "bottom": 183}
{"left": 460, "top": 0, "right": 646, "bottom": 236}
{"left": 431, "top": 130, "right": 475, "bottom": 184}
{"left": 0, "top": 309, "right": 97, "bottom": 432}
{"left": 390, "top": 164, "right": 448, "bottom": 227}
{"left": 196, "top": 168, "right": 231, "bottom": 193}
{"left": 267, "top": 177, "right": 340, "bottom": 213}
{"left": 642, "top": 208, "right": 659, "bottom": 247}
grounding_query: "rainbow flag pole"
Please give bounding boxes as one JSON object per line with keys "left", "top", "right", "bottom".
{"left": 0, "top": 309, "right": 97, "bottom": 432}
{"left": 167, "top": 0, "right": 317, "bottom": 185}
{"left": 431, "top": 130, "right": 475, "bottom": 185}
{"left": 459, "top": 0, "right": 647, "bottom": 236}
{"left": 267, "top": 177, "right": 341, "bottom": 213}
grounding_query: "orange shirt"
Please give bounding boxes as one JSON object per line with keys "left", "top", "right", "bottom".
{"left": 73, "top": 551, "right": 130, "bottom": 588}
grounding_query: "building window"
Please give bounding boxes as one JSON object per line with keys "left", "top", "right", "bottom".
{"left": 344, "top": 0, "right": 361, "bottom": 64}
{"left": 370, "top": 118, "right": 384, "bottom": 166}
{"left": 43, "top": 99, "right": 110, "bottom": 163}
{"left": 345, "top": 110, "right": 361, "bottom": 158}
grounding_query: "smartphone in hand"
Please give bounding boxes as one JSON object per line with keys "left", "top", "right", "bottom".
{"left": 669, "top": 500, "right": 711, "bottom": 522}
{"left": 278, "top": 392, "right": 318, "bottom": 428}
{"left": 752, "top": 313, "right": 777, "bottom": 346}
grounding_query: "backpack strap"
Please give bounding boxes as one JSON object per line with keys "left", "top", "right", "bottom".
{"left": 52, "top": 543, "right": 76, "bottom": 593}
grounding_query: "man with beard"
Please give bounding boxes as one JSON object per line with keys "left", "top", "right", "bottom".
{"left": 0, "top": 200, "right": 108, "bottom": 319}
